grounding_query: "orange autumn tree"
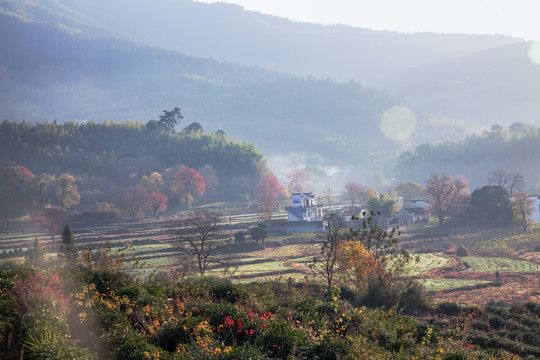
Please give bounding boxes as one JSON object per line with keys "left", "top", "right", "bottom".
{"left": 337, "top": 240, "right": 381, "bottom": 294}
{"left": 311, "top": 211, "right": 419, "bottom": 306}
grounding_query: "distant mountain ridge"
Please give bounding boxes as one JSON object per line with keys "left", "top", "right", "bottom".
{"left": 384, "top": 41, "right": 540, "bottom": 126}
{"left": 21, "top": 0, "right": 520, "bottom": 86}
{"left": 0, "top": 11, "right": 402, "bottom": 185}
{"left": 1, "top": 0, "right": 539, "bottom": 189}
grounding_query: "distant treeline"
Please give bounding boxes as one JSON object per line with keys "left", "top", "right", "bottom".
{"left": 0, "top": 120, "right": 264, "bottom": 217}
{"left": 395, "top": 124, "right": 540, "bottom": 191}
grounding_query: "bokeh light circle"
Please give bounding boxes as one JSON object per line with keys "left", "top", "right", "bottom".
{"left": 380, "top": 106, "right": 416, "bottom": 142}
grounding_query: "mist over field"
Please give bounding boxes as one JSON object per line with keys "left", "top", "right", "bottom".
{"left": 1, "top": 0, "right": 540, "bottom": 192}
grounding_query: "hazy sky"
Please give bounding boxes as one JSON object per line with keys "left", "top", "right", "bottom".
{"left": 197, "top": 0, "right": 540, "bottom": 41}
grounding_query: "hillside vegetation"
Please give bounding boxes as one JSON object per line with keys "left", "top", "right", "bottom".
{"left": 395, "top": 125, "right": 540, "bottom": 191}
{"left": 1, "top": 1, "right": 518, "bottom": 186}
{"left": 1, "top": 260, "right": 539, "bottom": 360}
{"left": 0, "top": 120, "right": 264, "bottom": 217}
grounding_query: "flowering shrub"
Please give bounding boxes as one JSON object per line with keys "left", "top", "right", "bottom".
{"left": 2, "top": 262, "right": 539, "bottom": 360}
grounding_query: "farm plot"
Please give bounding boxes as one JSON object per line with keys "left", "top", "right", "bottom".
{"left": 466, "top": 230, "right": 540, "bottom": 252}
{"left": 423, "top": 278, "right": 490, "bottom": 292}
{"left": 405, "top": 253, "right": 452, "bottom": 275}
{"left": 208, "top": 243, "right": 314, "bottom": 281}
{"left": 463, "top": 256, "right": 540, "bottom": 272}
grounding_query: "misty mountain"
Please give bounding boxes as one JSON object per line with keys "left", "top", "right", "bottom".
{"left": 11, "top": 0, "right": 518, "bottom": 88}
{"left": 385, "top": 41, "right": 540, "bottom": 127}
{"left": 1, "top": 0, "right": 538, "bottom": 190}
{"left": 395, "top": 126, "right": 540, "bottom": 192}
{"left": 49, "top": 0, "right": 536, "bottom": 129}
{"left": 0, "top": 13, "right": 401, "bottom": 170}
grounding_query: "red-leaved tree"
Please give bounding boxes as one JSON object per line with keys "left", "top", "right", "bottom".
{"left": 149, "top": 191, "right": 168, "bottom": 217}
{"left": 36, "top": 207, "right": 63, "bottom": 247}
{"left": 286, "top": 169, "right": 311, "bottom": 194}
{"left": 169, "top": 167, "right": 205, "bottom": 207}
{"left": 255, "top": 172, "right": 286, "bottom": 221}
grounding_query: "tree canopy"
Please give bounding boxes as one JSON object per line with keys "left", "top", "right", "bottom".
{"left": 0, "top": 120, "right": 264, "bottom": 218}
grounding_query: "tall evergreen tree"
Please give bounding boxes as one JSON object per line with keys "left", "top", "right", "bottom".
{"left": 59, "top": 224, "right": 78, "bottom": 262}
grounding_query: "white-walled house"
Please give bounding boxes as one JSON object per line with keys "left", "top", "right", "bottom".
{"left": 395, "top": 199, "right": 430, "bottom": 224}
{"left": 286, "top": 193, "right": 324, "bottom": 221}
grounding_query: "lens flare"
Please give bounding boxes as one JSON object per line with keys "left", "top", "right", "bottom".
{"left": 380, "top": 106, "right": 416, "bottom": 142}
{"left": 528, "top": 42, "right": 540, "bottom": 65}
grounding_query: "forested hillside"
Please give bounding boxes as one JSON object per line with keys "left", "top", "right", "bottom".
{"left": 0, "top": 1, "right": 503, "bottom": 188}
{"left": 395, "top": 125, "right": 540, "bottom": 191}
{"left": 0, "top": 15, "right": 399, "bottom": 160}
{"left": 0, "top": 120, "right": 264, "bottom": 217}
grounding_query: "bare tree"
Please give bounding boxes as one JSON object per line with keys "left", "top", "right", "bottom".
{"left": 343, "top": 182, "right": 376, "bottom": 209}
{"left": 426, "top": 173, "right": 470, "bottom": 226}
{"left": 323, "top": 184, "right": 334, "bottom": 207}
{"left": 173, "top": 209, "right": 221, "bottom": 276}
{"left": 311, "top": 212, "right": 346, "bottom": 293}
{"left": 488, "top": 170, "right": 524, "bottom": 198}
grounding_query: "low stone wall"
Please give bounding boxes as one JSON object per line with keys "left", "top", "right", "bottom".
{"left": 285, "top": 220, "right": 324, "bottom": 234}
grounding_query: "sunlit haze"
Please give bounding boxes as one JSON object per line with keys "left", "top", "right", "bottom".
{"left": 197, "top": 0, "right": 540, "bottom": 41}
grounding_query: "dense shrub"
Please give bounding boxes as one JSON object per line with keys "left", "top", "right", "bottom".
{"left": 443, "top": 350, "right": 468, "bottom": 360}
{"left": 116, "top": 331, "right": 175, "bottom": 360}
{"left": 234, "top": 231, "right": 246, "bottom": 245}
{"left": 456, "top": 246, "right": 468, "bottom": 257}
{"left": 257, "top": 319, "right": 308, "bottom": 358}
{"left": 524, "top": 301, "right": 540, "bottom": 317}
{"left": 80, "top": 267, "right": 132, "bottom": 294}
{"left": 212, "top": 281, "right": 249, "bottom": 304}
{"left": 2, "top": 261, "right": 540, "bottom": 360}
{"left": 436, "top": 301, "right": 461, "bottom": 316}
{"left": 303, "top": 336, "right": 350, "bottom": 360}
{"left": 399, "top": 280, "right": 432, "bottom": 314}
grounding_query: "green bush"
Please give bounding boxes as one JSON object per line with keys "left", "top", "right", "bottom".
{"left": 443, "top": 350, "right": 468, "bottom": 360}
{"left": 488, "top": 315, "right": 505, "bottom": 329}
{"left": 399, "top": 280, "right": 432, "bottom": 315}
{"left": 157, "top": 319, "right": 199, "bottom": 352}
{"left": 257, "top": 319, "right": 308, "bottom": 358}
{"left": 212, "top": 281, "right": 249, "bottom": 304}
{"left": 436, "top": 302, "right": 461, "bottom": 316}
{"left": 456, "top": 246, "right": 468, "bottom": 257}
{"left": 80, "top": 268, "right": 132, "bottom": 294}
{"left": 524, "top": 301, "right": 540, "bottom": 317}
{"left": 361, "top": 277, "right": 399, "bottom": 308}
{"left": 24, "top": 327, "right": 96, "bottom": 360}
{"left": 116, "top": 331, "right": 175, "bottom": 360}
{"left": 220, "top": 344, "right": 269, "bottom": 360}
{"left": 234, "top": 231, "right": 246, "bottom": 245}
{"left": 303, "top": 336, "right": 350, "bottom": 360}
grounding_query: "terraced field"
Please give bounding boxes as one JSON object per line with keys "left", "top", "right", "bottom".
{"left": 463, "top": 256, "right": 540, "bottom": 272}
{"left": 2, "top": 213, "right": 539, "bottom": 303}
{"left": 423, "top": 278, "right": 490, "bottom": 292}
{"left": 405, "top": 253, "right": 452, "bottom": 275}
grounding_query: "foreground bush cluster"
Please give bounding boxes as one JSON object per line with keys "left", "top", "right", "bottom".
{"left": 1, "top": 262, "right": 539, "bottom": 359}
